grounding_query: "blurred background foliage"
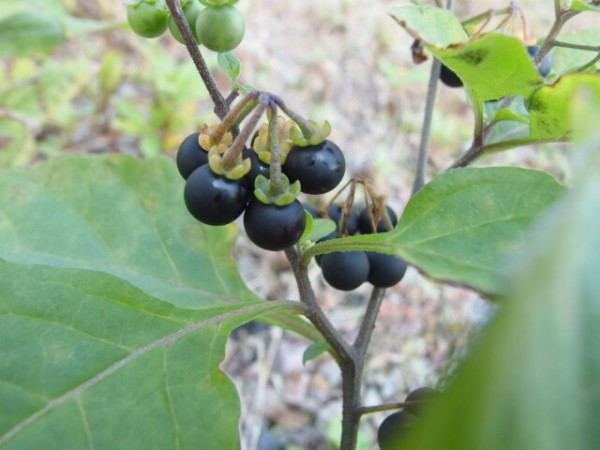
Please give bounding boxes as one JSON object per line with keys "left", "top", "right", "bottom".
{"left": 0, "top": 0, "right": 216, "bottom": 168}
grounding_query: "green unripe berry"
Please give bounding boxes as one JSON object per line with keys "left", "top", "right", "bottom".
{"left": 169, "top": 0, "right": 204, "bottom": 44}
{"left": 127, "top": 1, "right": 169, "bottom": 39}
{"left": 195, "top": 5, "right": 245, "bottom": 53}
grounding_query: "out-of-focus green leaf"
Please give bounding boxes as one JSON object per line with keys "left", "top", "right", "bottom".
{"left": 389, "top": 4, "right": 468, "bottom": 47}
{"left": 569, "top": 0, "right": 600, "bottom": 12}
{"left": 0, "top": 13, "right": 65, "bottom": 57}
{"left": 431, "top": 34, "right": 542, "bottom": 101}
{"left": 552, "top": 30, "right": 600, "bottom": 75}
{"left": 528, "top": 73, "right": 600, "bottom": 139}
{"left": 303, "top": 341, "right": 331, "bottom": 365}
{"left": 395, "top": 136, "right": 600, "bottom": 450}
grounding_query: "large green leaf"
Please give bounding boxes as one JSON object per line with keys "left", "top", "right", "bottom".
{"left": 431, "top": 34, "right": 542, "bottom": 101}
{"left": 528, "top": 73, "right": 600, "bottom": 139}
{"left": 396, "top": 137, "right": 600, "bottom": 450}
{"left": 0, "top": 155, "right": 255, "bottom": 308}
{"left": 320, "top": 167, "right": 565, "bottom": 296}
{"left": 0, "top": 13, "right": 65, "bottom": 57}
{"left": 0, "top": 258, "right": 301, "bottom": 449}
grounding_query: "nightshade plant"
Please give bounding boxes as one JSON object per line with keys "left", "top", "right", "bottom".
{"left": 0, "top": 1, "right": 599, "bottom": 449}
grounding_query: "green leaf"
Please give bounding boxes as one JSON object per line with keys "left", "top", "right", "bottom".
{"left": 528, "top": 73, "right": 600, "bottom": 139}
{"left": 0, "top": 154, "right": 318, "bottom": 335}
{"left": 303, "top": 341, "right": 331, "bottom": 365}
{"left": 389, "top": 5, "right": 468, "bottom": 47}
{"left": 217, "top": 52, "right": 241, "bottom": 83}
{"left": 304, "top": 218, "right": 336, "bottom": 243}
{"left": 551, "top": 30, "right": 600, "bottom": 75}
{"left": 0, "top": 258, "right": 301, "bottom": 449}
{"left": 385, "top": 167, "right": 565, "bottom": 296}
{"left": 399, "top": 138, "right": 600, "bottom": 450}
{"left": 431, "top": 34, "right": 542, "bottom": 101}
{"left": 569, "top": 0, "right": 600, "bottom": 11}
{"left": 0, "top": 13, "right": 65, "bottom": 57}
{"left": 493, "top": 108, "right": 529, "bottom": 124}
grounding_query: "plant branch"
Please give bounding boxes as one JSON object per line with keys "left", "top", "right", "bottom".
{"left": 165, "top": 0, "right": 229, "bottom": 119}
{"left": 411, "top": 57, "right": 441, "bottom": 194}
{"left": 552, "top": 41, "right": 600, "bottom": 52}
{"left": 353, "top": 288, "right": 386, "bottom": 359}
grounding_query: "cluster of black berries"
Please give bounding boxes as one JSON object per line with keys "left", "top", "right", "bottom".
{"left": 310, "top": 203, "right": 408, "bottom": 291}
{"left": 377, "top": 387, "right": 439, "bottom": 450}
{"left": 176, "top": 130, "right": 346, "bottom": 251}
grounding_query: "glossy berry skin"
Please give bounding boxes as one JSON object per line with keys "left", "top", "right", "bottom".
{"left": 244, "top": 198, "right": 306, "bottom": 251}
{"left": 283, "top": 140, "right": 345, "bottom": 195}
{"left": 527, "top": 45, "right": 553, "bottom": 78}
{"left": 324, "top": 204, "right": 359, "bottom": 235}
{"left": 242, "top": 148, "right": 270, "bottom": 188}
{"left": 184, "top": 165, "right": 249, "bottom": 226}
{"left": 358, "top": 205, "right": 398, "bottom": 234}
{"left": 195, "top": 5, "right": 245, "bottom": 52}
{"left": 377, "top": 410, "right": 418, "bottom": 450}
{"left": 439, "top": 63, "right": 463, "bottom": 88}
{"left": 320, "top": 251, "right": 369, "bottom": 291}
{"left": 169, "top": 0, "right": 204, "bottom": 43}
{"left": 366, "top": 252, "right": 408, "bottom": 288}
{"left": 404, "top": 387, "right": 439, "bottom": 417}
{"left": 127, "top": 1, "right": 169, "bottom": 38}
{"left": 176, "top": 132, "right": 208, "bottom": 180}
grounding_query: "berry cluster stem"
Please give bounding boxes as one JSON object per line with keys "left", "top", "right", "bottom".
{"left": 221, "top": 94, "right": 267, "bottom": 171}
{"left": 164, "top": 0, "right": 229, "bottom": 119}
{"left": 272, "top": 97, "right": 316, "bottom": 140}
{"left": 266, "top": 103, "right": 285, "bottom": 194}
{"left": 211, "top": 91, "right": 260, "bottom": 145}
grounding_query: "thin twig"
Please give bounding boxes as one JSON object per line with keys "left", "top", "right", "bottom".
{"left": 353, "top": 288, "right": 386, "bottom": 359}
{"left": 164, "top": 0, "right": 229, "bottom": 119}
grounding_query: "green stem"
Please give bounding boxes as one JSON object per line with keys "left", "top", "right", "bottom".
{"left": 552, "top": 41, "right": 600, "bottom": 52}
{"left": 273, "top": 97, "right": 316, "bottom": 139}
{"left": 221, "top": 96, "right": 267, "bottom": 170}
{"left": 210, "top": 91, "right": 260, "bottom": 145}
{"left": 267, "top": 104, "right": 285, "bottom": 194}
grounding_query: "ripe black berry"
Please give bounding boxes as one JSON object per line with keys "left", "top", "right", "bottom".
{"left": 358, "top": 205, "right": 398, "bottom": 234}
{"left": 176, "top": 132, "right": 208, "bottom": 180}
{"left": 242, "top": 147, "right": 270, "bottom": 187}
{"left": 184, "top": 165, "right": 249, "bottom": 226}
{"left": 303, "top": 203, "right": 319, "bottom": 219}
{"left": 320, "top": 251, "right": 369, "bottom": 291}
{"left": 324, "top": 204, "right": 359, "bottom": 235}
{"left": 527, "top": 45, "right": 552, "bottom": 78}
{"left": 377, "top": 410, "right": 418, "bottom": 450}
{"left": 283, "top": 140, "right": 345, "bottom": 195}
{"left": 244, "top": 198, "right": 306, "bottom": 251}
{"left": 366, "top": 252, "right": 408, "bottom": 288}
{"left": 404, "top": 387, "right": 439, "bottom": 417}
{"left": 439, "top": 63, "right": 463, "bottom": 88}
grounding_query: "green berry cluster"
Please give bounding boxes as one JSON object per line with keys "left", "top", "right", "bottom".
{"left": 126, "top": 0, "right": 245, "bottom": 53}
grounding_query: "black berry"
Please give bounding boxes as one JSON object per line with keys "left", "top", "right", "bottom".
{"left": 527, "top": 45, "right": 552, "bottom": 78}
{"left": 366, "top": 252, "right": 408, "bottom": 288}
{"left": 176, "top": 132, "right": 208, "bottom": 180}
{"left": 358, "top": 205, "right": 398, "bottom": 234}
{"left": 404, "top": 387, "right": 439, "bottom": 417}
{"left": 323, "top": 204, "right": 359, "bottom": 235}
{"left": 303, "top": 203, "right": 319, "bottom": 219}
{"left": 377, "top": 410, "right": 418, "bottom": 450}
{"left": 244, "top": 198, "right": 306, "bottom": 251}
{"left": 320, "top": 251, "right": 369, "bottom": 291}
{"left": 283, "top": 139, "right": 345, "bottom": 195}
{"left": 439, "top": 63, "right": 463, "bottom": 88}
{"left": 242, "top": 147, "right": 270, "bottom": 187}
{"left": 184, "top": 165, "right": 249, "bottom": 226}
